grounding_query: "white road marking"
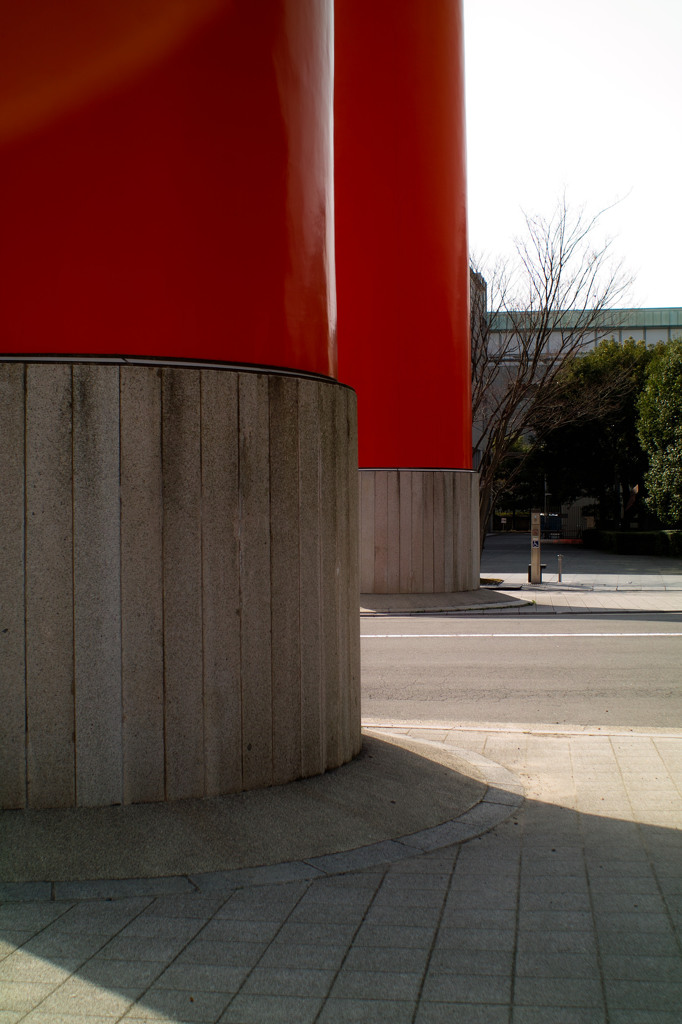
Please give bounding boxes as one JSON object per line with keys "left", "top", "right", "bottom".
{"left": 361, "top": 632, "right": 682, "bottom": 639}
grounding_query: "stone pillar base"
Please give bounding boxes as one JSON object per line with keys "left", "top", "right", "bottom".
{"left": 0, "top": 361, "right": 360, "bottom": 810}
{"left": 359, "top": 469, "right": 479, "bottom": 594}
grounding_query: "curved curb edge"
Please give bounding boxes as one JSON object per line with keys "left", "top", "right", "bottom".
{"left": 0, "top": 733, "right": 525, "bottom": 903}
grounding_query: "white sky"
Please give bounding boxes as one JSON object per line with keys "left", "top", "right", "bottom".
{"left": 463, "top": 0, "right": 682, "bottom": 309}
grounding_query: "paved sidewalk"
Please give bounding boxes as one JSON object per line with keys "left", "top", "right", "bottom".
{"left": 362, "top": 535, "right": 682, "bottom": 616}
{"left": 2, "top": 538, "right": 681, "bottom": 1022}
{"left": 2, "top": 722, "right": 681, "bottom": 1023}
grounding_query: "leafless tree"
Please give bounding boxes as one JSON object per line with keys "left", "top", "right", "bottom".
{"left": 472, "top": 195, "right": 634, "bottom": 547}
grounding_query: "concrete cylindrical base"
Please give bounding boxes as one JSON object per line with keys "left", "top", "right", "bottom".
{"left": 0, "top": 361, "right": 360, "bottom": 810}
{"left": 359, "top": 469, "right": 480, "bottom": 594}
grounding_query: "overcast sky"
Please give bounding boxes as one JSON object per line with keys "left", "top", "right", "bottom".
{"left": 463, "top": 0, "right": 682, "bottom": 309}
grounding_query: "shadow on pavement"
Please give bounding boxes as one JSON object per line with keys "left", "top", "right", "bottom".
{"left": 1, "top": 781, "right": 680, "bottom": 1022}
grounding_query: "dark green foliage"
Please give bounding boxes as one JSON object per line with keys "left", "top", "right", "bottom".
{"left": 530, "top": 338, "right": 655, "bottom": 526}
{"left": 637, "top": 338, "right": 682, "bottom": 527}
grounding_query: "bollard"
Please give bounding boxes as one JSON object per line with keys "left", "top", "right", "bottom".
{"left": 557, "top": 554, "right": 563, "bottom": 582}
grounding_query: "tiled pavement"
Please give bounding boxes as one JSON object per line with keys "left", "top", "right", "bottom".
{"left": 2, "top": 723, "right": 681, "bottom": 1023}
{"left": 3, "top": 538, "right": 682, "bottom": 1022}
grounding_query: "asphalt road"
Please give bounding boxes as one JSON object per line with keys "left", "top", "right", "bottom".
{"left": 360, "top": 613, "right": 682, "bottom": 729}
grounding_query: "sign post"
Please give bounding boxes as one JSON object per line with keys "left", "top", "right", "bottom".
{"left": 530, "top": 509, "right": 542, "bottom": 584}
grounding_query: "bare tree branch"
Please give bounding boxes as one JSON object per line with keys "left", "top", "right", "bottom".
{"left": 471, "top": 196, "right": 634, "bottom": 548}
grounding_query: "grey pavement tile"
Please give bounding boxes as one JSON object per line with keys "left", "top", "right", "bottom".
{"left": 524, "top": 855, "right": 591, "bottom": 874}
{"left": 513, "top": 977, "right": 604, "bottom": 1007}
{"left": 516, "top": 931, "right": 597, "bottom": 955}
{"left": 286, "top": 904, "right": 366, "bottom": 925}
{"left": 21, "top": 1015, "right": 122, "bottom": 1024}
{"left": 0, "top": 933, "right": 38, "bottom": 959}
{"left": 153, "top": 963, "right": 248, "bottom": 991}
{"left": 222, "top": 881, "right": 310, "bottom": 903}
{"left": 0, "top": 954, "right": 75, "bottom": 983}
{"left": 428, "top": 948, "right": 513, "bottom": 975}
{"left": 22, "top": 932, "right": 111, "bottom": 960}
{"left": 294, "top": 889, "right": 373, "bottom": 909}
{"left": 0, "top": 1013, "right": 24, "bottom": 1024}
{"left": 587, "top": 874, "right": 660, "bottom": 895}
{"left": 142, "top": 895, "right": 227, "bottom": 919}
{"left": 352, "top": 923, "right": 435, "bottom": 948}
{"left": 517, "top": 910, "right": 594, "bottom": 931}
{"left": 601, "top": 954, "right": 682, "bottom": 981}
{"left": 514, "top": 952, "right": 599, "bottom": 979}
{"left": 32, "top": 982, "right": 139, "bottom": 1018}
{"left": 0, "top": 981, "right": 58, "bottom": 1013}
{"left": 605, "top": 980, "right": 682, "bottom": 1011}
{"left": 382, "top": 871, "right": 452, "bottom": 888}
{"left": 595, "top": 911, "right": 676, "bottom": 935}
{"left": 342, "top": 945, "right": 430, "bottom": 973}
{"left": 520, "top": 893, "right": 591, "bottom": 912}
{"left": 596, "top": 930, "right": 680, "bottom": 956}
{"left": 440, "top": 909, "right": 517, "bottom": 930}
{"left": 216, "top": 900, "right": 302, "bottom": 922}
{"left": 364, "top": 905, "right": 441, "bottom": 927}
{"left": 330, "top": 969, "right": 422, "bottom": 1000}
{"left": 445, "top": 890, "right": 517, "bottom": 911}
{"left": 257, "top": 943, "right": 348, "bottom": 971}
{"left": 218, "top": 993, "right": 324, "bottom": 1022}
{"left": 195, "top": 918, "right": 282, "bottom": 943}
{"left": 589, "top": 893, "right": 667, "bottom": 913}
{"left": 74, "top": 957, "right": 167, "bottom": 990}
{"left": 435, "top": 925, "right": 517, "bottom": 952}
{"left": 0, "top": 903, "right": 72, "bottom": 929}
{"left": 451, "top": 870, "right": 520, "bottom": 889}
{"left": 315, "top": 997, "right": 416, "bottom": 1023}
{"left": 511, "top": 1010, "right": 606, "bottom": 1023}
{"left": 95, "top": 935, "right": 189, "bottom": 962}
{"left": 119, "top": 916, "right": 206, "bottom": 940}
{"left": 274, "top": 921, "right": 359, "bottom": 946}
{"left": 174, "top": 939, "right": 267, "bottom": 967}
{"left": 609, "top": 1012, "right": 682, "bottom": 1023}
{"left": 138, "top": 987, "right": 233, "bottom": 1022}
{"left": 519, "top": 875, "right": 588, "bottom": 894}
{"left": 54, "top": 898, "right": 152, "bottom": 932}
{"left": 416, "top": 1005, "right": 509, "bottom": 1023}
{"left": 389, "top": 848, "right": 457, "bottom": 869}
{"left": 421, "top": 973, "right": 511, "bottom": 1003}
{"left": 240, "top": 966, "right": 334, "bottom": 997}
{"left": 371, "top": 886, "right": 444, "bottom": 908}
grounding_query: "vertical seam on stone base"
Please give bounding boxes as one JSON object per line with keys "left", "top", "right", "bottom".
{"left": 69, "top": 365, "right": 77, "bottom": 806}
{"left": 160, "top": 369, "right": 168, "bottom": 802}
{"left": 22, "top": 363, "right": 28, "bottom": 808}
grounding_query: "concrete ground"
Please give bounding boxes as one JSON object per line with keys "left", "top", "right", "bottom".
{"left": 1, "top": 536, "right": 681, "bottom": 1022}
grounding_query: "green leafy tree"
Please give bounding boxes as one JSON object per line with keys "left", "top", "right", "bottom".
{"left": 534, "top": 338, "right": 655, "bottom": 526}
{"left": 638, "top": 338, "right": 682, "bottom": 527}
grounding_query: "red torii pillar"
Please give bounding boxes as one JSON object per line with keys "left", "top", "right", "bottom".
{"left": 0, "top": 0, "right": 360, "bottom": 810}
{"left": 335, "top": 0, "right": 479, "bottom": 593}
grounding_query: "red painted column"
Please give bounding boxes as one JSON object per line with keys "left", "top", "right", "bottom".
{"left": 0, "top": 0, "right": 336, "bottom": 377}
{"left": 0, "top": 1, "right": 362, "bottom": 810}
{"left": 335, "top": 0, "right": 471, "bottom": 468}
